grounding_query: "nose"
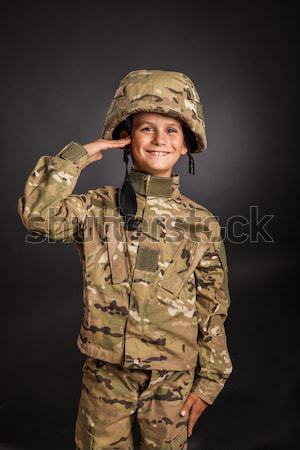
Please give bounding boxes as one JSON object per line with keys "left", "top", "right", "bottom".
{"left": 151, "top": 130, "right": 166, "bottom": 146}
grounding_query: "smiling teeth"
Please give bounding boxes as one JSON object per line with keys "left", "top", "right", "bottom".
{"left": 148, "top": 152, "right": 168, "bottom": 156}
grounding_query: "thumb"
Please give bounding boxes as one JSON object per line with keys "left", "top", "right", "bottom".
{"left": 180, "top": 395, "right": 194, "bottom": 417}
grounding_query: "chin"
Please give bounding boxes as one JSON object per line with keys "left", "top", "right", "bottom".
{"left": 138, "top": 159, "right": 171, "bottom": 171}
{"left": 146, "top": 165, "right": 171, "bottom": 175}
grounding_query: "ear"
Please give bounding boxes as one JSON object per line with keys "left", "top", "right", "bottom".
{"left": 181, "top": 139, "right": 188, "bottom": 156}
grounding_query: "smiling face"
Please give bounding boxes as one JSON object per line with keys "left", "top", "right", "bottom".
{"left": 120, "top": 112, "right": 188, "bottom": 177}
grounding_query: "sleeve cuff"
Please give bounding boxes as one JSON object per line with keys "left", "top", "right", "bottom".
{"left": 56, "top": 141, "right": 90, "bottom": 169}
{"left": 190, "top": 376, "right": 225, "bottom": 406}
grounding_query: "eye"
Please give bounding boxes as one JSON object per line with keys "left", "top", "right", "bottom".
{"left": 141, "top": 126, "right": 154, "bottom": 132}
{"left": 168, "top": 127, "right": 178, "bottom": 133}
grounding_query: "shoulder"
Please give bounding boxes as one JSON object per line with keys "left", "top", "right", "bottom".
{"left": 175, "top": 192, "right": 222, "bottom": 247}
{"left": 177, "top": 192, "right": 221, "bottom": 228}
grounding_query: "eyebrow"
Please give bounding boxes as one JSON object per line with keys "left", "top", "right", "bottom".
{"left": 137, "top": 121, "right": 180, "bottom": 127}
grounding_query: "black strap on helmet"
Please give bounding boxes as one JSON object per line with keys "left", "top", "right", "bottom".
{"left": 115, "top": 115, "right": 141, "bottom": 230}
{"left": 182, "top": 122, "right": 196, "bottom": 175}
{"left": 118, "top": 147, "right": 141, "bottom": 230}
{"left": 188, "top": 149, "right": 195, "bottom": 175}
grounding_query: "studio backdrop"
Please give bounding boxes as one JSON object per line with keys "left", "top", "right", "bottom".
{"left": 0, "top": 1, "right": 297, "bottom": 450}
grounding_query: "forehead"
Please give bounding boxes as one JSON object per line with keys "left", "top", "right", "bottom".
{"left": 132, "top": 112, "right": 182, "bottom": 127}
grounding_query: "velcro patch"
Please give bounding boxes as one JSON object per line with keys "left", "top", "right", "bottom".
{"left": 135, "top": 246, "right": 159, "bottom": 272}
{"left": 59, "top": 142, "right": 88, "bottom": 161}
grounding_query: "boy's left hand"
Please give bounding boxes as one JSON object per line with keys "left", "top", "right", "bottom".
{"left": 180, "top": 393, "right": 209, "bottom": 438}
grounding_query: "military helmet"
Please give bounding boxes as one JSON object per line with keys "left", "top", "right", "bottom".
{"left": 101, "top": 69, "right": 207, "bottom": 153}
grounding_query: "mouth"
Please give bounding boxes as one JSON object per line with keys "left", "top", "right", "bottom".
{"left": 145, "top": 150, "right": 171, "bottom": 157}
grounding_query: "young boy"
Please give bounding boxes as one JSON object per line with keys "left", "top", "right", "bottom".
{"left": 17, "top": 69, "right": 233, "bottom": 450}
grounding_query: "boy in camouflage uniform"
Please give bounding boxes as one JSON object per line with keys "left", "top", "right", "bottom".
{"left": 17, "top": 70, "right": 233, "bottom": 450}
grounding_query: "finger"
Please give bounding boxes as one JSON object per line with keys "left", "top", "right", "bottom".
{"left": 187, "top": 404, "right": 202, "bottom": 437}
{"left": 188, "top": 394, "right": 207, "bottom": 412}
{"left": 104, "top": 141, "right": 131, "bottom": 149}
{"left": 102, "top": 137, "right": 131, "bottom": 145}
{"left": 102, "top": 142, "right": 129, "bottom": 148}
{"left": 180, "top": 395, "right": 196, "bottom": 417}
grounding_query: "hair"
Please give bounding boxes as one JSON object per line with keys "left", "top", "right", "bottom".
{"left": 112, "top": 115, "right": 134, "bottom": 140}
{"left": 112, "top": 113, "right": 197, "bottom": 153}
{"left": 181, "top": 122, "right": 197, "bottom": 153}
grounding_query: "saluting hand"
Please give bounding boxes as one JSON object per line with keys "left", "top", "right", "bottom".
{"left": 82, "top": 137, "right": 131, "bottom": 164}
{"left": 180, "top": 392, "right": 209, "bottom": 438}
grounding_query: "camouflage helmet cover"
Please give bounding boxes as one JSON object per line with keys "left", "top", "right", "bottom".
{"left": 101, "top": 69, "right": 207, "bottom": 153}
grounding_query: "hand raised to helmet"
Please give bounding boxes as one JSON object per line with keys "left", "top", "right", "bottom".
{"left": 82, "top": 137, "right": 131, "bottom": 164}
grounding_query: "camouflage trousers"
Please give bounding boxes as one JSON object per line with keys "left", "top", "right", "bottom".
{"left": 74, "top": 357, "right": 196, "bottom": 450}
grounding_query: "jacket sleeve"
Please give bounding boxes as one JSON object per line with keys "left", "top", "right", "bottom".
{"left": 190, "top": 232, "right": 233, "bottom": 406}
{"left": 17, "top": 141, "right": 92, "bottom": 242}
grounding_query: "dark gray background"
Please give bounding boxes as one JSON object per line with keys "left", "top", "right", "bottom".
{"left": 1, "top": 1, "right": 298, "bottom": 449}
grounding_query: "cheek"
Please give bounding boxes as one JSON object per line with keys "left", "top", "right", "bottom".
{"left": 170, "top": 134, "right": 184, "bottom": 147}
{"left": 130, "top": 140, "right": 143, "bottom": 161}
{"left": 131, "top": 134, "right": 151, "bottom": 152}
{"left": 173, "top": 143, "right": 186, "bottom": 156}
{"left": 179, "top": 141, "right": 188, "bottom": 154}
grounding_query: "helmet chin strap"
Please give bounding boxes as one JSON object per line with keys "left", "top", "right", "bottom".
{"left": 118, "top": 147, "right": 140, "bottom": 231}
{"left": 188, "top": 150, "right": 195, "bottom": 175}
{"left": 123, "top": 145, "right": 130, "bottom": 176}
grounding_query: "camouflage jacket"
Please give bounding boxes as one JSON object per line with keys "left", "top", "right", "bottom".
{"left": 17, "top": 141, "right": 233, "bottom": 406}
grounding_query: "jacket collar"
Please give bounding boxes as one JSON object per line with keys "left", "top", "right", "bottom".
{"left": 128, "top": 167, "right": 180, "bottom": 197}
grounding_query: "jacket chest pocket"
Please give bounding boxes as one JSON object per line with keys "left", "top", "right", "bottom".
{"left": 158, "top": 238, "right": 208, "bottom": 297}
{"left": 84, "top": 208, "right": 130, "bottom": 287}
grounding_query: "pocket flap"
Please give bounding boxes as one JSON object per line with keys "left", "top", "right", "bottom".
{"left": 106, "top": 221, "right": 130, "bottom": 284}
{"left": 159, "top": 239, "right": 205, "bottom": 296}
